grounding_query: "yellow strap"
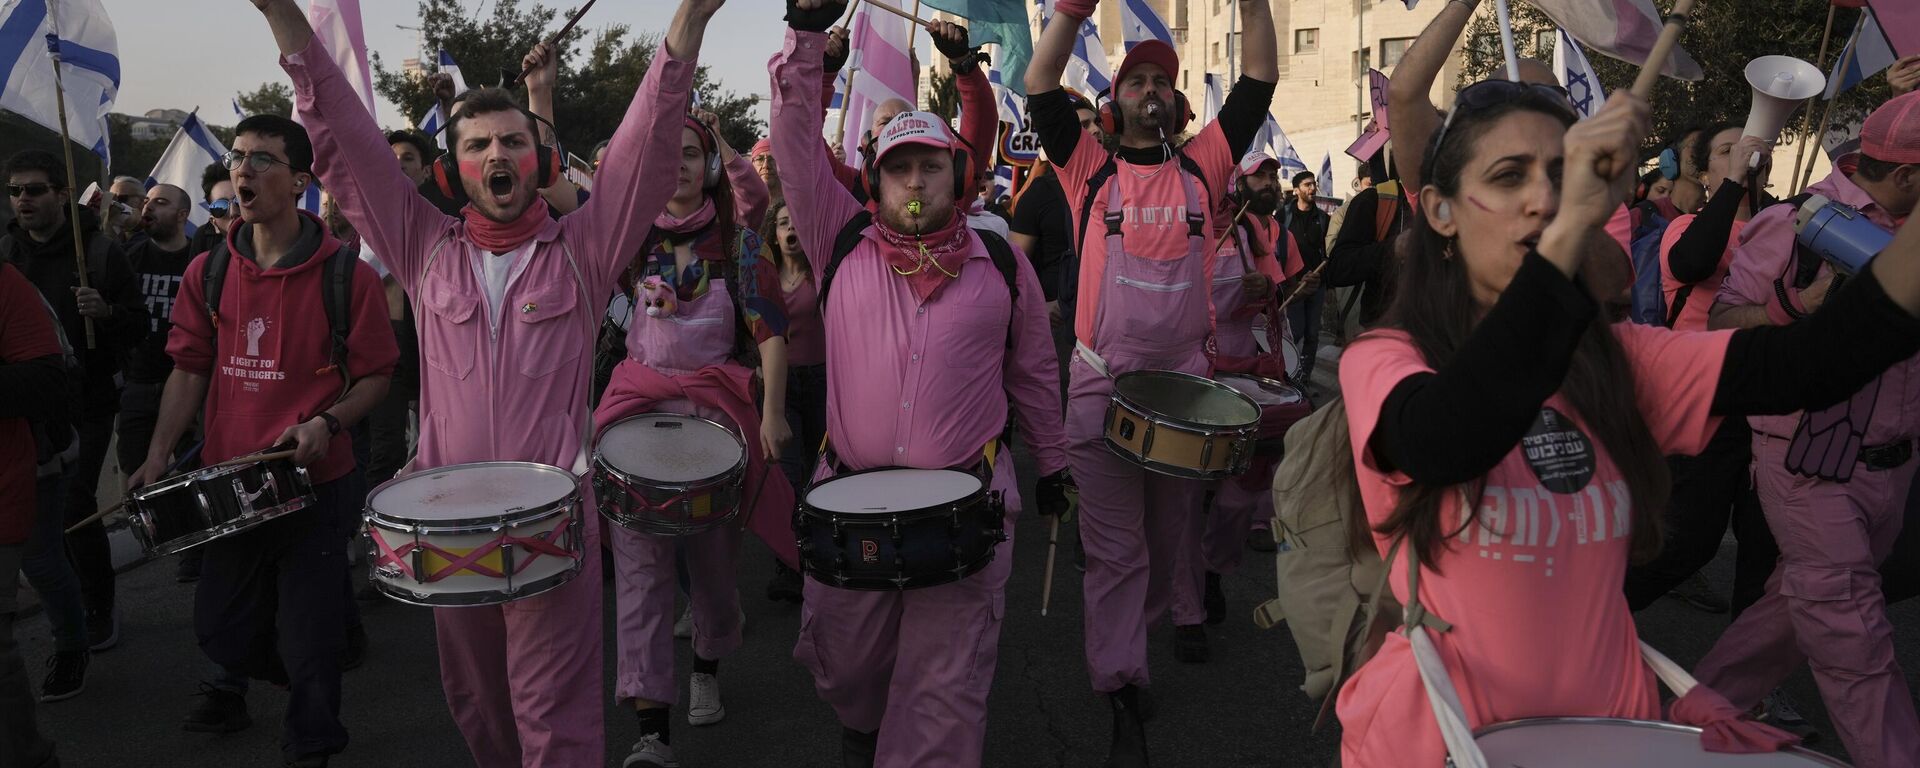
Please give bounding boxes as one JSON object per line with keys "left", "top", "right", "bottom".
{"left": 984, "top": 439, "right": 999, "bottom": 469}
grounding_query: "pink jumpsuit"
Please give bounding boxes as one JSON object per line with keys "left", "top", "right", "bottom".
{"left": 769, "top": 29, "right": 1069, "bottom": 766}
{"left": 285, "top": 36, "right": 693, "bottom": 768}
{"left": 1693, "top": 162, "right": 1920, "bottom": 768}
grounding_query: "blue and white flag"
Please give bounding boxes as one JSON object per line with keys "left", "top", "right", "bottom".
{"left": 1200, "top": 74, "right": 1222, "bottom": 127}
{"left": 146, "top": 111, "right": 227, "bottom": 229}
{"left": 1319, "top": 153, "right": 1333, "bottom": 198}
{"left": 1119, "top": 0, "right": 1172, "bottom": 52}
{"left": 437, "top": 48, "right": 468, "bottom": 96}
{"left": 231, "top": 97, "right": 245, "bottom": 121}
{"left": 992, "top": 165, "right": 1015, "bottom": 202}
{"left": 299, "top": 182, "right": 321, "bottom": 216}
{"left": 418, "top": 103, "right": 446, "bottom": 149}
{"left": 989, "top": 67, "right": 1025, "bottom": 129}
{"left": 0, "top": 0, "right": 119, "bottom": 163}
{"left": 1553, "top": 29, "right": 1606, "bottom": 119}
{"left": 1254, "top": 115, "right": 1308, "bottom": 177}
{"left": 1067, "top": 20, "right": 1112, "bottom": 97}
{"left": 1826, "top": 9, "right": 1896, "bottom": 100}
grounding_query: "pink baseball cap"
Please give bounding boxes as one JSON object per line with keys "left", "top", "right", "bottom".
{"left": 872, "top": 111, "right": 957, "bottom": 162}
{"left": 1861, "top": 90, "right": 1920, "bottom": 164}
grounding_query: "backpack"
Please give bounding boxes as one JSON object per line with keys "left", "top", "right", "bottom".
{"left": 1252, "top": 398, "right": 1400, "bottom": 724}
{"left": 1627, "top": 201, "right": 1672, "bottom": 326}
{"left": 201, "top": 240, "right": 358, "bottom": 383}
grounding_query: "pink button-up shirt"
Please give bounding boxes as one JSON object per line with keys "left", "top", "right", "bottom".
{"left": 769, "top": 29, "right": 1067, "bottom": 477}
{"left": 285, "top": 38, "right": 693, "bottom": 475}
{"left": 1716, "top": 162, "right": 1920, "bottom": 443}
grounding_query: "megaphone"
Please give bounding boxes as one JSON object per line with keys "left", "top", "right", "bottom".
{"left": 1795, "top": 194, "right": 1894, "bottom": 276}
{"left": 1744, "top": 56, "right": 1826, "bottom": 166}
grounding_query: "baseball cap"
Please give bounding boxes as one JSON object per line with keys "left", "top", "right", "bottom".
{"left": 1113, "top": 40, "right": 1180, "bottom": 96}
{"left": 1231, "top": 151, "right": 1279, "bottom": 186}
{"left": 872, "top": 111, "right": 958, "bottom": 163}
{"left": 1861, "top": 90, "right": 1920, "bottom": 165}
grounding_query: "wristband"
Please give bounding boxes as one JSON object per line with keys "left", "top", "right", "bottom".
{"left": 317, "top": 411, "right": 342, "bottom": 436}
{"left": 1053, "top": 0, "right": 1097, "bottom": 20}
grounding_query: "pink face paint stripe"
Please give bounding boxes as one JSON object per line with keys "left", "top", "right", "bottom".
{"left": 1466, "top": 195, "right": 1497, "bottom": 213}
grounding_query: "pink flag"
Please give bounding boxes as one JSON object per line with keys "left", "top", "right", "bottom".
{"left": 1867, "top": 0, "right": 1918, "bottom": 58}
{"left": 308, "top": 0, "right": 377, "bottom": 118}
{"left": 839, "top": 4, "right": 916, "bottom": 163}
{"left": 1531, "top": 0, "right": 1704, "bottom": 81}
{"left": 1369, "top": 68, "right": 1390, "bottom": 132}
{"left": 1346, "top": 68, "right": 1390, "bottom": 162}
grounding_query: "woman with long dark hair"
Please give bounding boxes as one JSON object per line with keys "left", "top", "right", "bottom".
{"left": 758, "top": 198, "right": 824, "bottom": 602}
{"left": 1334, "top": 82, "right": 1920, "bottom": 767}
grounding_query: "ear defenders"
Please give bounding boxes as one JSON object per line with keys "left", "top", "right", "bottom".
{"left": 1098, "top": 88, "right": 1193, "bottom": 137}
{"left": 1657, "top": 147, "right": 1680, "bottom": 181}
{"left": 684, "top": 115, "right": 724, "bottom": 190}
{"left": 432, "top": 108, "right": 565, "bottom": 201}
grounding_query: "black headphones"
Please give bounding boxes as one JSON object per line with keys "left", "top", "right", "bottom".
{"left": 432, "top": 107, "right": 565, "bottom": 200}
{"left": 1098, "top": 88, "right": 1193, "bottom": 137}
{"left": 684, "top": 115, "right": 724, "bottom": 191}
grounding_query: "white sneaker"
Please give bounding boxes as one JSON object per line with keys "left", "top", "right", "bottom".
{"left": 672, "top": 604, "right": 692, "bottom": 640}
{"left": 622, "top": 734, "right": 679, "bottom": 767}
{"left": 688, "top": 671, "right": 725, "bottom": 726}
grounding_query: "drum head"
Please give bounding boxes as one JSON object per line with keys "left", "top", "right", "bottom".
{"left": 807, "top": 469, "right": 982, "bottom": 515}
{"left": 1218, "top": 374, "right": 1304, "bottom": 406}
{"left": 1474, "top": 718, "right": 1847, "bottom": 767}
{"left": 599, "top": 413, "right": 744, "bottom": 483}
{"left": 370, "top": 462, "right": 577, "bottom": 523}
{"left": 1113, "top": 371, "right": 1260, "bottom": 428}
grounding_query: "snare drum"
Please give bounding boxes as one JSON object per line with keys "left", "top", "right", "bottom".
{"left": 592, "top": 413, "right": 747, "bottom": 535}
{"left": 1104, "top": 370, "right": 1261, "bottom": 479}
{"left": 364, "top": 462, "right": 583, "bottom": 607}
{"left": 1466, "top": 718, "right": 1848, "bottom": 767}
{"left": 1217, "top": 374, "right": 1310, "bottom": 457}
{"left": 129, "top": 456, "right": 313, "bottom": 556}
{"left": 797, "top": 468, "right": 1005, "bottom": 590}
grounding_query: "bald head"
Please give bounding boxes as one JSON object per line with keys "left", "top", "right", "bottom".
{"left": 1516, "top": 57, "right": 1555, "bottom": 86}
{"left": 871, "top": 98, "right": 914, "bottom": 138}
{"left": 141, "top": 183, "right": 192, "bottom": 242}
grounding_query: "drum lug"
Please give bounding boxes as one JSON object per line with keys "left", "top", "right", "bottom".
{"left": 1200, "top": 437, "right": 1214, "bottom": 470}
{"left": 1140, "top": 421, "right": 1156, "bottom": 458}
{"left": 889, "top": 516, "right": 904, "bottom": 547}
{"left": 501, "top": 541, "right": 518, "bottom": 593}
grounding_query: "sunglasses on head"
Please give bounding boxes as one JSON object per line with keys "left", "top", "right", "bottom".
{"left": 1431, "top": 79, "right": 1576, "bottom": 158}
{"left": 203, "top": 197, "right": 238, "bottom": 218}
{"left": 6, "top": 183, "right": 58, "bottom": 198}
{"left": 222, "top": 150, "right": 295, "bottom": 173}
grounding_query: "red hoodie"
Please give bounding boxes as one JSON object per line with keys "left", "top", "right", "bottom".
{"left": 166, "top": 213, "right": 398, "bottom": 485}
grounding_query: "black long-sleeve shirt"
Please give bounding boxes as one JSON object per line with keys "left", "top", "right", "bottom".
{"left": 1326, "top": 186, "right": 1404, "bottom": 326}
{"left": 1029, "top": 76, "right": 1277, "bottom": 176}
{"left": 4, "top": 210, "right": 146, "bottom": 405}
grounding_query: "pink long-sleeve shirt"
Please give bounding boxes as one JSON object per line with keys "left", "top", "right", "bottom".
{"left": 770, "top": 29, "right": 1067, "bottom": 477}
{"left": 284, "top": 37, "right": 694, "bottom": 476}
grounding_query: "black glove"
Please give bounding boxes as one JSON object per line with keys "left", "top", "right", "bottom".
{"left": 785, "top": 0, "right": 845, "bottom": 33}
{"left": 1036, "top": 469, "right": 1077, "bottom": 519}
{"left": 931, "top": 22, "right": 973, "bottom": 62}
{"left": 824, "top": 27, "right": 850, "bottom": 74}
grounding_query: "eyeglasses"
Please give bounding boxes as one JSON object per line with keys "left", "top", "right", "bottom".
{"left": 222, "top": 150, "right": 295, "bottom": 173}
{"left": 1430, "top": 79, "right": 1576, "bottom": 161}
{"left": 203, "top": 197, "right": 238, "bottom": 218}
{"left": 6, "top": 183, "right": 58, "bottom": 198}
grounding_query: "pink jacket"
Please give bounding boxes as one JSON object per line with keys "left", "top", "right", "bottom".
{"left": 771, "top": 29, "right": 1068, "bottom": 477}
{"left": 284, "top": 37, "right": 694, "bottom": 476}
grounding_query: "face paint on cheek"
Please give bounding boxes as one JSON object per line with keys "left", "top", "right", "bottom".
{"left": 516, "top": 151, "right": 538, "bottom": 181}
{"left": 458, "top": 157, "right": 487, "bottom": 182}
{"left": 1465, "top": 195, "right": 1498, "bottom": 214}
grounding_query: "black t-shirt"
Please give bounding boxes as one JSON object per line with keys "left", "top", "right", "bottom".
{"left": 124, "top": 238, "right": 195, "bottom": 383}
{"left": 1011, "top": 172, "right": 1074, "bottom": 303}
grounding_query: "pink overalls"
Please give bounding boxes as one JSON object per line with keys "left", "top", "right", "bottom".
{"left": 1200, "top": 238, "right": 1271, "bottom": 577}
{"left": 1067, "top": 170, "right": 1212, "bottom": 693}
{"left": 285, "top": 35, "right": 693, "bottom": 768}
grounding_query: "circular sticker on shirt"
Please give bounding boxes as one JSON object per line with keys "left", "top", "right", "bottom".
{"left": 1520, "top": 406, "right": 1595, "bottom": 494}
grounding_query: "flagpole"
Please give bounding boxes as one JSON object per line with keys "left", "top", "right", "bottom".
{"left": 45, "top": 0, "right": 96, "bottom": 349}
{"left": 833, "top": 0, "right": 866, "bottom": 147}
{"left": 1494, "top": 0, "right": 1521, "bottom": 82}
{"left": 1799, "top": 17, "right": 1862, "bottom": 193}
{"left": 1630, "top": 0, "right": 1697, "bottom": 99}
{"left": 1790, "top": 3, "right": 1842, "bottom": 190}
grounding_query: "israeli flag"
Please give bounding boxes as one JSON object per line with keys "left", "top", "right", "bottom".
{"left": 1200, "top": 74, "right": 1222, "bottom": 126}
{"left": 300, "top": 182, "right": 321, "bottom": 216}
{"left": 418, "top": 103, "right": 446, "bottom": 149}
{"left": 1319, "top": 153, "right": 1333, "bottom": 197}
{"left": 437, "top": 48, "right": 468, "bottom": 96}
{"left": 1068, "top": 20, "right": 1113, "bottom": 96}
{"left": 989, "top": 67, "right": 1025, "bottom": 129}
{"left": 1119, "top": 0, "right": 1172, "bottom": 52}
{"left": 0, "top": 0, "right": 119, "bottom": 163}
{"left": 1255, "top": 115, "right": 1308, "bottom": 177}
{"left": 231, "top": 97, "right": 245, "bottom": 121}
{"left": 1553, "top": 29, "right": 1606, "bottom": 119}
{"left": 146, "top": 111, "right": 228, "bottom": 229}
{"left": 992, "top": 165, "right": 1015, "bottom": 202}
{"left": 1826, "top": 10, "right": 1895, "bottom": 100}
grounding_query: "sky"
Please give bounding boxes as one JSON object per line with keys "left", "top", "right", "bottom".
{"left": 102, "top": 0, "right": 821, "bottom": 130}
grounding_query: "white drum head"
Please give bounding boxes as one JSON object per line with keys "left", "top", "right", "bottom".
{"left": 807, "top": 469, "right": 981, "bottom": 514}
{"left": 599, "top": 414, "right": 744, "bottom": 483}
{"left": 1219, "top": 375, "right": 1304, "bottom": 406}
{"left": 1474, "top": 718, "right": 1846, "bottom": 767}
{"left": 371, "top": 462, "right": 577, "bottom": 521}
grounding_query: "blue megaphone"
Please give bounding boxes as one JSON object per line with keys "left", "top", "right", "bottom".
{"left": 1795, "top": 195, "right": 1894, "bottom": 275}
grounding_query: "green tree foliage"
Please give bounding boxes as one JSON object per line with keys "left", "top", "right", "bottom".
{"left": 234, "top": 82, "right": 294, "bottom": 119}
{"left": 926, "top": 70, "right": 959, "bottom": 123}
{"left": 372, "top": 0, "right": 764, "bottom": 158}
{"left": 1461, "top": 1, "right": 1890, "bottom": 155}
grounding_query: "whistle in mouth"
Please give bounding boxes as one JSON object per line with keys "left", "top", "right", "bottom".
{"left": 906, "top": 199, "right": 924, "bottom": 216}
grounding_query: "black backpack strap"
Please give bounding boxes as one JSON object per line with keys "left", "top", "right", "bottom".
{"left": 1074, "top": 156, "right": 1120, "bottom": 263}
{"left": 818, "top": 210, "right": 874, "bottom": 311}
{"left": 319, "top": 245, "right": 357, "bottom": 378}
{"left": 1665, "top": 284, "right": 1695, "bottom": 328}
{"left": 202, "top": 240, "right": 232, "bottom": 325}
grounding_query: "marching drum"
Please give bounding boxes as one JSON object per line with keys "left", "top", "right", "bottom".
{"left": 364, "top": 461, "right": 583, "bottom": 607}
{"left": 1104, "top": 370, "right": 1262, "bottom": 479}
{"left": 128, "top": 455, "right": 313, "bottom": 556}
{"left": 592, "top": 413, "right": 747, "bottom": 535}
{"left": 797, "top": 468, "right": 1005, "bottom": 591}
{"left": 1465, "top": 718, "right": 1849, "bottom": 767}
{"left": 1217, "top": 374, "right": 1311, "bottom": 458}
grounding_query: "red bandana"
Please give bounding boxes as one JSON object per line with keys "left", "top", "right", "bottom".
{"left": 872, "top": 206, "right": 971, "bottom": 303}
{"left": 462, "top": 197, "right": 551, "bottom": 254}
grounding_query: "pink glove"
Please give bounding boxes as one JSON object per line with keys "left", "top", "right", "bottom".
{"left": 1667, "top": 686, "right": 1802, "bottom": 754}
{"left": 1054, "top": 0, "right": 1097, "bottom": 20}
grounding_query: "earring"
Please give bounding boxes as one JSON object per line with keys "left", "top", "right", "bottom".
{"left": 1443, "top": 239, "right": 1457, "bottom": 261}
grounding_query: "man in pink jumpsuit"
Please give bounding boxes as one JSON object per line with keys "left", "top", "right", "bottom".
{"left": 258, "top": 0, "right": 722, "bottom": 764}
{"left": 1694, "top": 92, "right": 1920, "bottom": 768}
{"left": 771, "top": 3, "right": 1073, "bottom": 765}
{"left": 1026, "top": 1, "right": 1275, "bottom": 764}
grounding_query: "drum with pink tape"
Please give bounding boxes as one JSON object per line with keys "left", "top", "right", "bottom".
{"left": 363, "top": 461, "right": 584, "bottom": 607}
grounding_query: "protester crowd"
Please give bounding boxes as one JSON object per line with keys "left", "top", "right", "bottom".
{"left": 4, "top": 0, "right": 1920, "bottom": 766}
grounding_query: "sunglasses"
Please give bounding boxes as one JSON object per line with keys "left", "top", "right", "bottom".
{"left": 1431, "top": 79, "right": 1576, "bottom": 160}
{"left": 222, "top": 150, "right": 296, "bottom": 173}
{"left": 203, "top": 197, "right": 238, "bottom": 218}
{"left": 6, "top": 183, "right": 58, "bottom": 198}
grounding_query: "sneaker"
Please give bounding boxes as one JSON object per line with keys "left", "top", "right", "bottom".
{"left": 39, "top": 651, "right": 87, "bottom": 702}
{"left": 767, "top": 561, "right": 804, "bottom": 603}
{"left": 1247, "top": 529, "right": 1276, "bottom": 553}
{"left": 1757, "top": 689, "right": 1821, "bottom": 744}
{"left": 175, "top": 555, "right": 201, "bottom": 583}
{"left": 1667, "top": 573, "right": 1730, "bottom": 614}
{"left": 687, "top": 672, "right": 725, "bottom": 726}
{"left": 85, "top": 606, "right": 118, "bottom": 652}
{"left": 621, "top": 734, "right": 680, "bottom": 768}
{"left": 672, "top": 604, "right": 693, "bottom": 640}
{"left": 343, "top": 624, "right": 368, "bottom": 672}
{"left": 182, "top": 683, "right": 252, "bottom": 733}
{"left": 1203, "top": 571, "right": 1226, "bottom": 626}
{"left": 1174, "top": 624, "right": 1210, "bottom": 663}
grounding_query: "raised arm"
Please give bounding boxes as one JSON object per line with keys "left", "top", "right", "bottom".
{"left": 701, "top": 109, "right": 771, "bottom": 226}
{"left": 522, "top": 41, "right": 583, "bottom": 214}
{"left": 773, "top": 2, "right": 869, "bottom": 277}
{"left": 1024, "top": 2, "right": 1080, "bottom": 97}
{"left": 1387, "top": 0, "right": 1478, "bottom": 192}
{"left": 1236, "top": 0, "right": 1276, "bottom": 82}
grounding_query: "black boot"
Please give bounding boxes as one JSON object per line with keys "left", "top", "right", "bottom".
{"left": 841, "top": 726, "right": 878, "bottom": 768}
{"left": 1105, "top": 685, "right": 1149, "bottom": 768}
{"left": 1203, "top": 571, "right": 1225, "bottom": 625}
{"left": 1173, "top": 624, "right": 1210, "bottom": 663}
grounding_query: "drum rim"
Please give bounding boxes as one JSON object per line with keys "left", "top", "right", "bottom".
{"left": 366, "top": 558, "right": 582, "bottom": 607}
{"left": 130, "top": 458, "right": 279, "bottom": 500}
{"left": 1216, "top": 373, "right": 1303, "bottom": 399}
{"left": 593, "top": 412, "right": 748, "bottom": 491}
{"left": 1472, "top": 717, "right": 1848, "bottom": 765}
{"left": 365, "top": 460, "right": 580, "bottom": 531}
{"left": 799, "top": 465, "right": 988, "bottom": 521}
{"left": 1111, "top": 369, "right": 1262, "bottom": 430}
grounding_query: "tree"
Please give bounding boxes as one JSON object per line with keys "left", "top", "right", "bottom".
{"left": 1461, "top": 1, "right": 1890, "bottom": 156}
{"left": 234, "top": 82, "right": 294, "bottom": 119}
{"left": 925, "top": 70, "right": 960, "bottom": 123}
{"left": 372, "top": 0, "right": 764, "bottom": 158}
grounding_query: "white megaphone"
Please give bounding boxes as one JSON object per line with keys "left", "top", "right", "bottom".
{"left": 1743, "top": 55, "right": 1826, "bottom": 167}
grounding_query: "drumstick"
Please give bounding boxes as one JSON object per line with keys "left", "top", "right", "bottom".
{"left": 65, "top": 500, "right": 127, "bottom": 535}
{"left": 505, "top": 0, "right": 600, "bottom": 87}
{"left": 204, "top": 449, "right": 299, "bottom": 471}
{"left": 1273, "top": 259, "right": 1329, "bottom": 314}
{"left": 71, "top": 441, "right": 213, "bottom": 534}
{"left": 1040, "top": 516, "right": 1060, "bottom": 616}
{"left": 1206, "top": 201, "right": 1253, "bottom": 264}
{"left": 858, "top": 0, "right": 935, "bottom": 32}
